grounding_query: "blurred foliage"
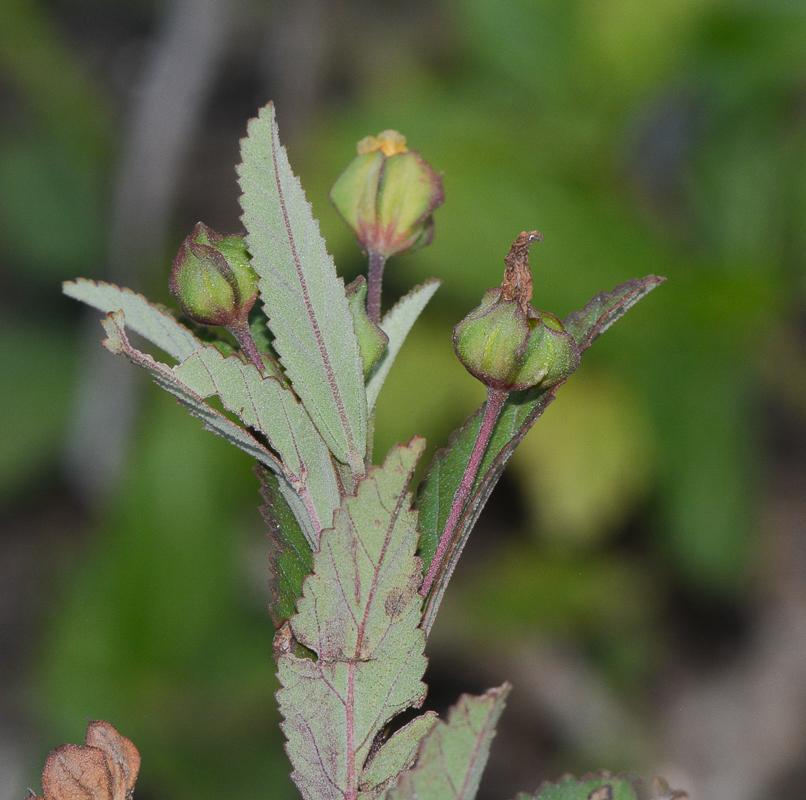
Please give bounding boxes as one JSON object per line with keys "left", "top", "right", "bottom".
{"left": 33, "top": 390, "right": 297, "bottom": 800}
{"left": 3, "top": 0, "right": 806, "bottom": 796}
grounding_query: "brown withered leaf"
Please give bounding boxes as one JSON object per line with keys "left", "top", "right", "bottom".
{"left": 38, "top": 721, "right": 139, "bottom": 800}
{"left": 84, "top": 721, "right": 140, "bottom": 800}
{"left": 41, "top": 744, "right": 113, "bottom": 800}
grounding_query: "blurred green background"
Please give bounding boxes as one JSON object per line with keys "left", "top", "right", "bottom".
{"left": 3, "top": 1, "right": 806, "bottom": 799}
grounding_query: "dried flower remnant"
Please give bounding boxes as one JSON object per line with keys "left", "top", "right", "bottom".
{"left": 453, "top": 231, "right": 579, "bottom": 393}
{"left": 422, "top": 232, "right": 580, "bottom": 600}
{"left": 32, "top": 721, "right": 139, "bottom": 800}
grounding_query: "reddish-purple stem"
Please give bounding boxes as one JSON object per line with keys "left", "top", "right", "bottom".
{"left": 367, "top": 251, "right": 387, "bottom": 324}
{"left": 420, "top": 387, "right": 508, "bottom": 597}
{"left": 229, "top": 320, "right": 265, "bottom": 373}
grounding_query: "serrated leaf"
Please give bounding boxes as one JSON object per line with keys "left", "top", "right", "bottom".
{"left": 175, "top": 345, "right": 340, "bottom": 541}
{"left": 417, "top": 277, "right": 664, "bottom": 633}
{"left": 277, "top": 439, "right": 428, "bottom": 800}
{"left": 388, "top": 684, "right": 510, "bottom": 800}
{"left": 100, "top": 310, "right": 318, "bottom": 541}
{"left": 256, "top": 465, "right": 314, "bottom": 627}
{"left": 101, "top": 310, "right": 281, "bottom": 470}
{"left": 417, "top": 386, "right": 558, "bottom": 632}
{"left": 518, "top": 772, "right": 687, "bottom": 800}
{"left": 563, "top": 276, "right": 665, "bottom": 353}
{"left": 238, "top": 103, "right": 367, "bottom": 473}
{"left": 360, "top": 712, "right": 438, "bottom": 798}
{"left": 366, "top": 280, "right": 441, "bottom": 412}
{"left": 63, "top": 279, "right": 202, "bottom": 361}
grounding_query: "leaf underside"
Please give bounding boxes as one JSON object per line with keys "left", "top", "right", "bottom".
{"left": 63, "top": 278, "right": 203, "bottom": 361}
{"left": 174, "top": 345, "right": 339, "bottom": 543}
{"left": 388, "top": 684, "right": 510, "bottom": 800}
{"left": 563, "top": 275, "right": 665, "bottom": 353}
{"left": 518, "top": 772, "right": 687, "bottom": 800}
{"left": 366, "top": 280, "right": 442, "bottom": 412}
{"left": 101, "top": 311, "right": 279, "bottom": 468}
{"left": 277, "top": 439, "right": 429, "bottom": 800}
{"left": 238, "top": 103, "right": 367, "bottom": 471}
{"left": 416, "top": 276, "right": 664, "bottom": 632}
{"left": 100, "top": 310, "right": 315, "bottom": 540}
{"left": 360, "top": 712, "right": 438, "bottom": 798}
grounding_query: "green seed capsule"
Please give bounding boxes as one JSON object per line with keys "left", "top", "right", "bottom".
{"left": 453, "top": 232, "right": 580, "bottom": 392}
{"left": 169, "top": 223, "right": 258, "bottom": 329}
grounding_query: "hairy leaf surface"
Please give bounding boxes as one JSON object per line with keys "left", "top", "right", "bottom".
{"left": 238, "top": 103, "right": 367, "bottom": 473}
{"left": 102, "top": 311, "right": 278, "bottom": 467}
{"left": 417, "top": 277, "right": 664, "bottom": 632}
{"left": 175, "top": 345, "right": 340, "bottom": 542}
{"left": 563, "top": 276, "right": 665, "bottom": 353}
{"left": 277, "top": 439, "right": 428, "bottom": 800}
{"left": 100, "top": 310, "right": 314, "bottom": 539}
{"left": 388, "top": 685, "right": 510, "bottom": 800}
{"left": 64, "top": 279, "right": 202, "bottom": 361}
{"left": 360, "top": 713, "right": 438, "bottom": 797}
{"left": 256, "top": 466, "right": 314, "bottom": 627}
{"left": 366, "top": 280, "right": 441, "bottom": 411}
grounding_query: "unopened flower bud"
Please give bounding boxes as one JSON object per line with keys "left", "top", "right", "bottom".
{"left": 330, "top": 131, "right": 444, "bottom": 258}
{"left": 453, "top": 232, "right": 580, "bottom": 392}
{"left": 345, "top": 275, "right": 389, "bottom": 375}
{"left": 169, "top": 222, "right": 258, "bottom": 329}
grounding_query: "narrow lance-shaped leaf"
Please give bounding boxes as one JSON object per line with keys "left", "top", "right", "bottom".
{"left": 175, "top": 345, "right": 340, "bottom": 542}
{"left": 388, "top": 685, "right": 510, "bottom": 800}
{"left": 563, "top": 276, "right": 665, "bottom": 353}
{"left": 100, "top": 311, "right": 315, "bottom": 540}
{"left": 417, "top": 277, "right": 664, "bottom": 633}
{"left": 277, "top": 439, "right": 429, "bottom": 800}
{"left": 366, "top": 279, "right": 441, "bottom": 412}
{"left": 238, "top": 103, "right": 367, "bottom": 474}
{"left": 64, "top": 279, "right": 203, "bottom": 361}
{"left": 102, "top": 311, "right": 279, "bottom": 469}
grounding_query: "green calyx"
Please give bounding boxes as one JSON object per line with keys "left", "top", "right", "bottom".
{"left": 453, "top": 232, "right": 580, "bottom": 392}
{"left": 345, "top": 275, "right": 389, "bottom": 375}
{"left": 330, "top": 131, "right": 444, "bottom": 258}
{"left": 169, "top": 222, "right": 258, "bottom": 329}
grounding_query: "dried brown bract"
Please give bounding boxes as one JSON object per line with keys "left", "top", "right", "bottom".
{"left": 33, "top": 721, "right": 139, "bottom": 800}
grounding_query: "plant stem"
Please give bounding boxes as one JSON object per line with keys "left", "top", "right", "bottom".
{"left": 367, "top": 250, "right": 388, "bottom": 324}
{"left": 230, "top": 320, "right": 265, "bottom": 373}
{"left": 420, "top": 387, "right": 508, "bottom": 598}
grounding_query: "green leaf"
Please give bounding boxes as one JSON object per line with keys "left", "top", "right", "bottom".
{"left": 174, "top": 345, "right": 340, "bottom": 543}
{"left": 563, "top": 276, "right": 665, "bottom": 353}
{"left": 102, "top": 311, "right": 277, "bottom": 465}
{"left": 63, "top": 278, "right": 202, "bottom": 361}
{"left": 256, "top": 465, "right": 314, "bottom": 628}
{"left": 100, "top": 310, "right": 315, "bottom": 540}
{"left": 388, "top": 684, "right": 510, "bottom": 800}
{"left": 360, "top": 712, "right": 438, "bottom": 797}
{"left": 366, "top": 280, "right": 441, "bottom": 412}
{"left": 518, "top": 772, "right": 687, "bottom": 800}
{"left": 238, "top": 103, "right": 367, "bottom": 474}
{"left": 417, "top": 277, "right": 665, "bottom": 633}
{"left": 417, "top": 386, "right": 557, "bottom": 632}
{"left": 277, "top": 439, "right": 428, "bottom": 800}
